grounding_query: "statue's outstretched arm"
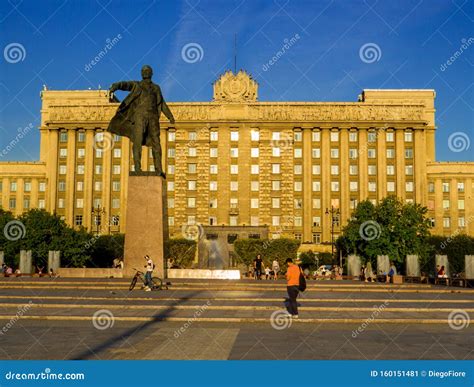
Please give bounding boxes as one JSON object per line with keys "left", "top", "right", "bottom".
{"left": 109, "top": 81, "right": 136, "bottom": 93}
{"left": 161, "top": 99, "right": 175, "bottom": 124}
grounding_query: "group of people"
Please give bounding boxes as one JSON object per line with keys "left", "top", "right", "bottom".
{"left": 0, "top": 263, "right": 57, "bottom": 277}
{"left": 251, "top": 254, "right": 280, "bottom": 280}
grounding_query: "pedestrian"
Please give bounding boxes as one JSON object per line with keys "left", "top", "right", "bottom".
{"left": 264, "top": 266, "right": 271, "bottom": 280}
{"left": 253, "top": 254, "right": 263, "bottom": 280}
{"left": 144, "top": 255, "right": 154, "bottom": 291}
{"left": 285, "top": 258, "right": 300, "bottom": 318}
{"left": 272, "top": 260, "right": 280, "bottom": 280}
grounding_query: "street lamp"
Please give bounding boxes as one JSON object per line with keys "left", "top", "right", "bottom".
{"left": 325, "top": 206, "right": 340, "bottom": 261}
{"left": 91, "top": 205, "right": 106, "bottom": 236}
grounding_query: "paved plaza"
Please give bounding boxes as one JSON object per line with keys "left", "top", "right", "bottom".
{"left": 0, "top": 278, "right": 472, "bottom": 360}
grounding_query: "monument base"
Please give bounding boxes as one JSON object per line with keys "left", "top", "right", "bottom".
{"left": 123, "top": 174, "right": 168, "bottom": 278}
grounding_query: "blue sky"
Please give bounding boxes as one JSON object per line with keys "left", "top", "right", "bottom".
{"left": 0, "top": 0, "right": 472, "bottom": 161}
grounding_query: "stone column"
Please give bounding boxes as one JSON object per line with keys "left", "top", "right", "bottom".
{"left": 465, "top": 255, "right": 474, "bottom": 280}
{"left": 19, "top": 250, "right": 33, "bottom": 274}
{"left": 48, "top": 251, "right": 61, "bottom": 272}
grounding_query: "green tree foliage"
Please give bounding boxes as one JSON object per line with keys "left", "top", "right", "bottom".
{"left": 426, "top": 234, "right": 474, "bottom": 275}
{"left": 89, "top": 234, "right": 125, "bottom": 268}
{"left": 234, "top": 238, "right": 300, "bottom": 269}
{"left": 336, "top": 196, "right": 432, "bottom": 267}
{"left": 165, "top": 238, "right": 197, "bottom": 268}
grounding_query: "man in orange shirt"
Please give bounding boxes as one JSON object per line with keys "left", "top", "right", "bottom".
{"left": 285, "top": 258, "right": 300, "bottom": 318}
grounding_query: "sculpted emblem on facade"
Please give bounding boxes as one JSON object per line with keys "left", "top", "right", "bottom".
{"left": 213, "top": 70, "right": 258, "bottom": 103}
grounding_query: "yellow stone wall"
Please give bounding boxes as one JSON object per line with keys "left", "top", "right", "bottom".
{"left": 0, "top": 71, "right": 473, "bottom": 251}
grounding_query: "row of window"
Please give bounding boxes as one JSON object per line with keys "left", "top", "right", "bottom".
{"left": 7, "top": 198, "right": 45, "bottom": 210}
{"left": 0, "top": 181, "right": 47, "bottom": 193}
{"left": 428, "top": 199, "right": 466, "bottom": 210}
{"left": 167, "top": 130, "right": 415, "bottom": 143}
{"left": 428, "top": 182, "right": 466, "bottom": 193}
{"left": 74, "top": 214, "right": 120, "bottom": 227}
{"left": 59, "top": 132, "right": 121, "bottom": 143}
{"left": 58, "top": 180, "right": 121, "bottom": 192}
{"left": 59, "top": 148, "right": 122, "bottom": 159}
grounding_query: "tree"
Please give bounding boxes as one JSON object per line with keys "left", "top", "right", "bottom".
{"left": 89, "top": 234, "right": 125, "bottom": 268}
{"left": 336, "top": 196, "right": 432, "bottom": 270}
{"left": 427, "top": 234, "right": 474, "bottom": 275}
{"left": 166, "top": 238, "right": 197, "bottom": 268}
{"left": 234, "top": 238, "right": 300, "bottom": 269}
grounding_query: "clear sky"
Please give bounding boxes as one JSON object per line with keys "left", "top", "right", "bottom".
{"left": 0, "top": 0, "right": 472, "bottom": 161}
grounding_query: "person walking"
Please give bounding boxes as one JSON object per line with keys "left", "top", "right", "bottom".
{"left": 254, "top": 254, "right": 263, "bottom": 280}
{"left": 272, "top": 260, "right": 280, "bottom": 280}
{"left": 144, "top": 255, "right": 154, "bottom": 291}
{"left": 285, "top": 258, "right": 300, "bottom": 318}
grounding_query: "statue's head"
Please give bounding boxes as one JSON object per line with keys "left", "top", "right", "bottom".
{"left": 141, "top": 65, "right": 153, "bottom": 80}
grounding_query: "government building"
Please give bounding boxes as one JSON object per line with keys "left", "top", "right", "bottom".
{"left": 1, "top": 70, "right": 473, "bottom": 260}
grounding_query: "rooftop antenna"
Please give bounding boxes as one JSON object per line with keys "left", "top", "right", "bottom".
{"left": 234, "top": 33, "right": 237, "bottom": 74}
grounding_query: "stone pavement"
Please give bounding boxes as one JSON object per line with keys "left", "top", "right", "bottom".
{"left": 0, "top": 277, "right": 472, "bottom": 360}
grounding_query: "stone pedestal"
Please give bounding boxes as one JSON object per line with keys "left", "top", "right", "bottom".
{"left": 123, "top": 174, "right": 168, "bottom": 278}
{"left": 48, "top": 251, "right": 61, "bottom": 272}
{"left": 19, "top": 250, "right": 33, "bottom": 274}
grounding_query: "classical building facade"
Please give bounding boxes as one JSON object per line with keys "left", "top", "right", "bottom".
{"left": 1, "top": 70, "right": 473, "bottom": 253}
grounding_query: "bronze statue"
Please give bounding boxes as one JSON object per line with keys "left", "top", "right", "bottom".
{"left": 107, "top": 65, "right": 174, "bottom": 177}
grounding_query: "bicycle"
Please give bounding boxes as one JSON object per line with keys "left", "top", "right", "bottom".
{"left": 129, "top": 268, "right": 169, "bottom": 291}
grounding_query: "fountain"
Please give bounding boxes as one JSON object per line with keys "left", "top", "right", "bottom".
{"left": 435, "top": 255, "right": 450, "bottom": 277}
{"left": 347, "top": 255, "right": 361, "bottom": 278}
{"left": 406, "top": 255, "right": 420, "bottom": 277}
{"left": 377, "top": 255, "right": 390, "bottom": 275}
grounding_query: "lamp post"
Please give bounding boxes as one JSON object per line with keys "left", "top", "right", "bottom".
{"left": 91, "top": 205, "right": 106, "bottom": 236}
{"left": 325, "top": 206, "right": 340, "bottom": 261}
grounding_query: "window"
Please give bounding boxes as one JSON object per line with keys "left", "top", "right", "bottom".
{"left": 188, "top": 180, "right": 197, "bottom": 190}
{"left": 78, "top": 148, "right": 85, "bottom": 158}
{"left": 294, "top": 182, "right": 302, "bottom": 191}
{"left": 272, "top": 164, "right": 280, "bottom": 174}
{"left": 443, "top": 217, "right": 450, "bottom": 228}
{"left": 251, "top": 198, "right": 259, "bottom": 208}
{"left": 59, "top": 166, "right": 67, "bottom": 175}
{"left": 251, "top": 130, "right": 259, "bottom": 141}
{"left": 331, "top": 181, "right": 339, "bottom": 192}
{"left": 77, "top": 132, "right": 85, "bottom": 142}
{"left": 368, "top": 165, "right": 376, "bottom": 175}
{"left": 251, "top": 148, "right": 259, "bottom": 157}
{"left": 93, "top": 198, "right": 101, "bottom": 208}
{"left": 59, "top": 132, "right": 68, "bottom": 142}
{"left": 229, "top": 216, "right": 238, "bottom": 226}
{"left": 77, "top": 165, "right": 85, "bottom": 175}
{"left": 405, "top": 131, "right": 413, "bottom": 142}
{"left": 96, "top": 149, "right": 103, "bottom": 158}
{"left": 94, "top": 181, "right": 102, "bottom": 191}
{"left": 58, "top": 198, "right": 65, "bottom": 209}
{"left": 58, "top": 181, "right": 66, "bottom": 191}
{"left": 459, "top": 217, "right": 466, "bottom": 227}
{"left": 313, "top": 198, "right": 321, "bottom": 209}
{"left": 251, "top": 181, "right": 259, "bottom": 191}
{"left": 230, "top": 148, "right": 238, "bottom": 158}
{"left": 349, "top": 149, "right": 358, "bottom": 159}
{"left": 75, "top": 215, "right": 83, "bottom": 226}
{"left": 312, "top": 148, "right": 321, "bottom": 158}
{"left": 112, "top": 199, "right": 120, "bottom": 209}
{"left": 349, "top": 132, "right": 357, "bottom": 142}
{"left": 168, "top": 148, "right": 175, "bottom": 158}
{"left": 38, "top": 199, "right": 45, "bottom": 209}
{"left": 349, "top": 165, "right": 358, "bottom": 175}
{"left": 350, "top": 198, "right": 358, "bottom": 209}
{"left": 188, "top": 163, "right": 197, "bottom": 173}
{"left": 187, "top": 215, "right": 196, "bottom": 225}
{"left": 10, "top": 181, "right": 17, "bottom": 192}
{"left": 168, "top": 217, "right": 175, "bottom": 226}
{"left": 210, "top": 131, "right": 218, "bottom": 141}
{"left": 230, "top": 181, "right": 238, "bottom": 191}
{"left": 95, "top": 165, "right": 102, "bottom": 174}
{"left": 188, "top": 147, "right": 197, "bottom": 157}
{"left": 387, "top": 165, "right": 395, "bottom": 175}
{"left": 272, "top": 216, "right": 280, "bottom": 226}
{"left": 406, "top": 182, "right": 414, "bottom": 192}
{"left": 272, "top": 198, "right": 280, "bottom": 208}
{"left": 312, "top": 233, "right": 321, "bottom": 244}
{"left": 112, "top": 165, "right": 121, "bottom": 175}
{"left": 294, "top": 148, "right": 302, "bottom": 158}
{"left": 210, "top": 181, "right": 217, "bottom": 191}
{"left": 95, "top": 132, "right": 104, "bottom": 142}
{"left": 168, "top": 198, "right": 175, "bottom": 208}
{"left": 331, "top": 148, "right": 339, "bottom": 158}
{"left": 272, "top": 132, "right": 280, "bottom": 141}
{"left": 386, "top": 148, "right": 395, "bottom": 158}
{"left": 251, "top": 165, "right": 259, "bottom": 174}
{"left": 458, "top": 182, "right": 465, "bottom": 192}
{"left": 294, "top": 165, "right": 302, "bottom": 175}
{"left": 313, "top": 181, "right": 321, "bottom": 191}
{"left": 167, "top": 165, "right": 175, "bottom": 175}
{"left": 230, "top": 165, "right": 238, "bottom": 174}
{"left": 23, "top": 198, "right": 30, "bottom": 209}
{"left": 209, "top": 199, "right": 217, "bottom": 209}
{"left": 112, "top": 181, "right": 120, "bottom": 192}
{"left": 368, "top": 132, "right": 376, "bottom": 143}
{"left": 330, "top": 132, "right": 339, "bottom": 142}
{"left": 272, "top": 147, "right": 280, "bottom": 157}
{"left": 312, "top": 165, "right": 321, "bottom": 175}
{"left": 294, "top": 199, "right": 302, "bottom": 209}
{"left": 187, "top": 198, "right": 196, "bottom": 208}
{"left": 230, "top": 198, "right": 238, "bottom": 208}
{"left": 387, "top": 182, "right": 395, "bottom": 192}
{"left": 39, "top": 182, "right": 46, "bottom": 192}
{"left": 386, "top": 132, "right": 394, "bottom": 142}
{"left": 428, "top": 182, "right": 435, "bottom": 193}
{"left": 458, "top": 199, "right": 465, "bottom": 210}
{"left": 294, "top": 217, "right": 302, "bottom": 227}
{"left": 168, "top": 132, "right": 175, "bottom": 141}
{"left": 9, "top": 198, "right": 16, "bottom": 209}
{"left": 111, "top": 215, "right": 120, "bottom": 226}
{"left": 59, "top": 148, "right": 67, "bottom": 158}
{"left": 312, "top": 216, "right": 321, "bottom": 227}
{"left": 442, "top": 182, "right": 450, "bottom": 193}
{"left": 24, "top": 182, "right": 31, "bottom": 192}
{"left": 405, "top": 165, "right": 413, "bottom": 175}
{"left": 209, "top": 165, "right": 218, "bottom": 174}
{"left": 350, "top": 181, "right": 358, "bottom": 191}
{"left": 428, "top": 200, "right": 435, "bottom": 210}
{"left": 368, "top": 149, "right": 376, "bottom": 158}
{"left": 112, "top": 148, "right": 121, "bottom": 158}
{"left": 230, "top": 131, "right": 239, "bottom": 141}
{"left": 405, "top": 148, "right": 413, "bottom": 158}
{"left": 167, "top": 181, "right": 174, "bottom": 191}
{"left": 272, "top": 181, "right": 280, "bottom": 191}
{"left": 209, "top": 216, "right": 217, "bottom": 226}
{"left": 189, "top": 131, "right": 197, "bottom": 141}
{"left": 312, "top": 131, "right": 320, "bottom": 142}
{"left": 368, "top": 182, "right": 376, "bottom": 192}
{"left": 76, "top": 181, "right": 83, "bottom": 191}
{"left": 250, "top": 216, "right": 259, "bottom": 226}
